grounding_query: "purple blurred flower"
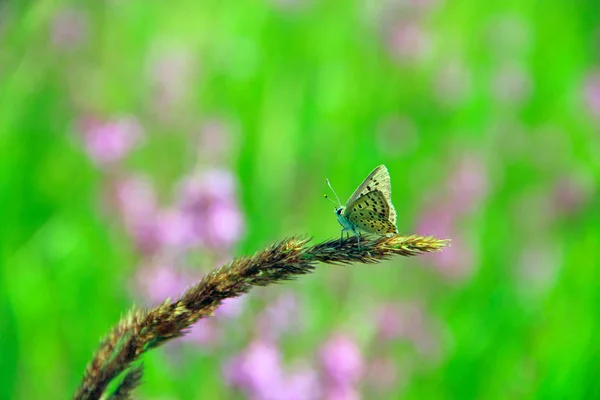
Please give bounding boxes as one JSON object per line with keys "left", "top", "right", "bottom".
{"left": 429, "top": 236, "right": 473, "bottom": 281}
{"left": 113, "top": 175, "right": 160, "bottom": 253}
{"left": 225, "top": 340, "right": 321, "bottom": 400}
{"left": 320, "top": 333, "right": 364, "bottom": 386}
{"left": 376, "top": 304, "right": 404, "bottom": 340}
{"left": 387, "top": 21, "right": 431, "bottom": 65}
{"left": 146, "top": 45, "right": 197, "bottom": 118}
{"left": 364, "top": 0, "right": 441, "bottom": 28}
{"left": 215, "top": 296, "right": 247, "bottom": 319}
{"left": 182, "top": 320, "right": 218, "bottom": 345}
{"left": 197, "top": 118, "right": 237, "bottom": 161}
{"left": 224, "top": 339, "right": 284, "bottom": 398}
{"left": 377, "top": 303, "right": 441, "bottom": 360}
{"left": 114, "top": 168, "right": 245, "bottom": 253}
{"left": 425, "top": 233, "right": 473, "bottom": 281}
{"left": 552, "top": 176, "right": 592, "bottom": 216}
{"left": 282, "top": 365, "right": 321, "bottom": 400}
{"left": 205, "top": 202, "right": 245, "bottom": 248}
{"left": 416, "top": 205, "right": 474, "bottom": 281}
{"left": 583, "top": 71, "right": 600, "bottom": 119}
{"left": 134, "top": 262, "right": 217, "bottom": 346}
{"left": 366, "top": 357, "right": 398, "bottom": 390}
{"left": 51, "top": 8, "right": 87, "bottom": 50}
{"left": 178, "top": 168, "right": 245, "bottom": 249}
{"left": 323, "top": 385, "right": 360, "bottom": 400}
{"left": 79, "top": 115, "right": 143, "bottom": 166}
{"left": 258, "top": 292, "right": 300, "bottom": 340}
{"left": 155, "top": 207, "right": 201, "bottom": 249}
{"left": 415, "top": 204, "right": 454, "bottom": 238}
{"left": 179, "top": 168, "right": 237, "bottom": 203}
{"left": 136, "top": 263, "right": 188, "bottom": 304}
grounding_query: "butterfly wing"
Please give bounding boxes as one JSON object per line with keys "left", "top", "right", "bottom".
{"left": 344, "top": 190, "right": 398, "bottom": 234}
{"left": 347, "top": 165, "right": 397, "bottom": 226}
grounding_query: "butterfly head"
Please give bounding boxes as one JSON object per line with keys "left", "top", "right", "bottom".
{"left": 335, "top": 207, "right": 344, "bottom": 216}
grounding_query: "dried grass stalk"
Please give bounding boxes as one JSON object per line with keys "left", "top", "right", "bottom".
{"left": 73, "top": 234, "right": 449, "bottom": 399}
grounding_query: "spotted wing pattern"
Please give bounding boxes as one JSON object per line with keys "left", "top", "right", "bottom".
{"left": 346, "top": 165, "right": 396, "bottom": 226}
{"left": 344, "top": 190, "right": 398, "bottom": 234}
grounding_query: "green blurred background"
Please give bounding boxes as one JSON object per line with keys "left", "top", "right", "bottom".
{"left": 2, "top": 0, "right": 600, "bottom": 398}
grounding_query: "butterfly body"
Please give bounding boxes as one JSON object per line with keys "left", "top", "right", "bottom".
{"left": 327, "top": 165, "right": 398, "bottom": 245}
{"left": 335, "top": 206, "right": 357, "bottom": 235}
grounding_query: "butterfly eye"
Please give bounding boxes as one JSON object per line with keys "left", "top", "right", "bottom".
{"left": 336, "top": 208, "right": 342, "bottom": 215}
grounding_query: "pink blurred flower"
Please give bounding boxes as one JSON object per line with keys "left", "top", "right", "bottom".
{"left": 134, "top": 263, "right": 219, "bottom": 346}
{"left": 428, "top": 233, "right": 474, "bottom": 281}
{"left": 258, "top": 292, "right": 300, "bottom": 340}
{"left": 583, "top": 70, "right": 600, "bottom": 119}
{"left": 387, "top": 21, "right": 431, "bottom": 64}
{"left": 182, "top": 320, "right": 218, "bottom": 345}
{"left": 446, "top": 154, "right": 489, "bottom": 214}
{"left": 320, "top": 334, "right": 364, "bottom": 386}
{"left": 224, "top": 339, "right": 284, "bottom": 398}
{"left": 179, "top": 168, "right": 237, "bottom": 203}
{"left": 415, "top": 204, "right": 455, "bottom": 238}
{"left": 205, "top": 202, "right": 245, "bottom": 248}
{"left": 225, "top": 341, "right": 322, "bottom": 400}
{"left": 216, "top": 296, "right": 247, "bottom": 319}
{"left": 377, "top": 304, "right": 404, "bottom": 340}
{"left": 367, "top": 357, "right": 398, "bottom": 390}
{"left": 79, "top": 115, "right": 143, "bottom": 166}
{"left": 178, "top": 169, "right": 245, "bottom": 249}
{"left": 433, "top": 239, "right": 473, "bottom": 280}
{"left": 146, "top": 45, "right": 197, "bottom": 118}
{"left": 183, "top": 296, "right": 247, "bottom": 345}
{"left": 136, "top": 263, "right": 188, "bottom": 304}
{"left": 553, "top": 176, "right": 592, "bottom": 216}
{"left": 377, "top": 303, "right": 441, "bottom": 360}
{"left": 416, "top": 206, "right": 474, "bottom": 281}
{"left": 113, "top": 175, "right": 160, "bottom": 253}
{"left": 323, "top": 385, "right": 361, "bottom": 400}
{"left": 114, "top": 175, "right": 157, "bottom": 221}
{"left": 51, "top": 8, "right": 87, "bottom": 50}
{"left": 282, "top": 365, "right": 321, "bottom": 400}
{"left": 113, "top": 168, "right": 246, "bottom": 253}
{"left": 197, "top": 118, "right": 237, "bottom": 161}
{"left": 155, "top": 208, "right": 201, "bottom": 249}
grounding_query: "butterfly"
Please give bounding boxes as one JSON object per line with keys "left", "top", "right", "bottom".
{"left": 325, "top": 164, "right": 398, "bottom": 247}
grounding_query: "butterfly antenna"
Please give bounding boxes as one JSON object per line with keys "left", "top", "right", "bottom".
{"left": 324, "top": 194, "right": 339, "bottom": 206}
{"left": 325, "top": 178, "right": 342, "bottom": 207}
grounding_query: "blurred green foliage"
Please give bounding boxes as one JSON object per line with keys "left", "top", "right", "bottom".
{"left": 2, "top": 0, "right": 600, "bottom": 398}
